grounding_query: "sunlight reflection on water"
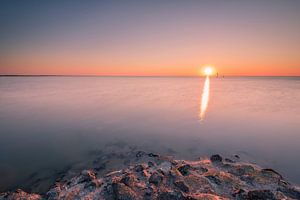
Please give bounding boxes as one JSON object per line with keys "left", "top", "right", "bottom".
{"left": 199, "top": 76, "right": 210, "bottom": 121}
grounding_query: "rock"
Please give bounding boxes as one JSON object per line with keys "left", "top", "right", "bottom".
{"left": 210, "top": 154, "right": 223, "bottom": 162}
{"left": 79, "top": 170, "right": 96, "bottom": 183}
{"left": 0, "top": 189, "right": 42, "bottom": 200}
{"left": 205, "top": 175, "right": 221, "bottom": 185}
{"left": 136, "top": 151, "right": 146, "bottom": 158}
{"left": 277, "top": 186, "right": 300, "bottom": 199}
{"left": 158, "top": 162, "right": 172, "bottom": 174}
{"left": 261, "top": 168, "right": 282, "bottom": 178}
{"left": 84, "top": 179, "right": 102, "bottom": 189}
{"left": 2, "top": 152, "right": 300, "bottom": 200}
{"left": 121, "top": 173, "right": 135, "bottom": 187}
{"left": 149, "top": 172, "right": 164, "bottom": 185}
{"left": 148, "top": 161, "right": 155, "bottom": 167}
{"left": 148, "top": 153, "right": 159, "bottom": 157}
{"left": 112, "top": 182, "right": 138, "bottom": 200}
{"left": 177, "top": 164, "right": 191, "bottom": 176}
{"left": 232, "top": 188, "right": 246, "bottom": 198}
{"left": 134, "top": 164, "right": 144, "bottom": 172}
{"left": 174, "top": 181, "right": 189, "bottom": 193}
{"left": 158, "top": 191, "right": 185, "bottom": 200}
{"left": 225, "top": 158, "right": 235, "bottom": 163}
{"left": 196, "top": 167, "right": 208, "bottom": 174}
{"left": 46, "top": 184, "right": 62, "bottom": 199}
{"left": 247, "top": 189, "right": 276, "bottom": 200}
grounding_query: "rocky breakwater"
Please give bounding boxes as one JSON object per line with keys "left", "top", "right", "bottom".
{"left": 1, "top": 152, "right": 300, "bottom": 200}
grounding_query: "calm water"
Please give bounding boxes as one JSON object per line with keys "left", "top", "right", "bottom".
{"left": 0, "top": 76, "right": 300, "bottom": 191}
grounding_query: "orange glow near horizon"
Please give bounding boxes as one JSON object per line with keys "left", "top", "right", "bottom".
{"left": 1, "top": 53, "right": 299, "bottom": 76}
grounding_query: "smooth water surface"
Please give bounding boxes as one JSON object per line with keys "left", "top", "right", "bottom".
{"left": 0, "top": 76, "right": 299, "bottom": 191}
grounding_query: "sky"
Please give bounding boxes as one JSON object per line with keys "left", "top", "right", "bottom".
{"left": 0, "top": 0, "right": 300, "bottom": 76}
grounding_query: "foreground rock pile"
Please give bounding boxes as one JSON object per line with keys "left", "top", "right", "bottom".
{"left": 1, "top": 152, "right": 300, "bottom": 200}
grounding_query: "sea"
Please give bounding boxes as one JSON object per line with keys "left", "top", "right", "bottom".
{"left": 0, "top": 76, "right": 299, "bottom": 192}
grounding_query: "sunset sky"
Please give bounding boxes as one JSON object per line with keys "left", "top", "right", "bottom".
{"left": 1, "top": 0, "right": 300, "bottom": 76}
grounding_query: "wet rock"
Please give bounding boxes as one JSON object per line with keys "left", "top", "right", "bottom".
{"left": 210, "top": 154, "right": 223, "bottom": 162}
{"left": 177, "top": 164, "right": 192, "bottom": 176}
{"left": 247, "top": 189, "right": 276, "bottom": 200}
{"left": 174, "top": 180, "right": 189, "bottom": 193}
{"left": 149, "top": 172, "right": 164, "bottom": 185}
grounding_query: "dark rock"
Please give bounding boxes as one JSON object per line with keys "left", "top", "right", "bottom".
{"left": 46, "top": 185, "right": 61, "bottom": 200}
{"left": 78, "top": 170, "right": 96, "bottom": 183}
{"left": 145, "top": 186, "right": 154, "bottom": 196}
{"left": 277, "top": 186, "right": 300, "bottom": 199}
{"left": 261, "top": 168, "right": 282, "bottom": 178}
{"left": 234, "top": 154, "right": 240, "bottom": 159}
{"left": 205, "top": 175, "right": 221, "bottom": 185}
{"left": 149, "top": 172, "right": 163, "bottom": 185}
{"left": 148, "top": 161, "right": 155, "bottom": 167}
{"left": 134, "top": 164, "right": 144, "bottom": 172}
{"left": 247, "top": 190, "right": 276, "bottom": 200}
{"left": 210, "top": 154, "right": 223, "bottom": 162}
{"left": 84, "top": 179, "right": 101, "bottom": 189}
{"left": 174, "top": 181, "right": 189, "bottom": 193}
{"left": 230, "top": 165, "right": 255, "bottom": 176}
{"left": 232, "top": 188, "right": 246, "bottom": 198}
{"left": 197, "top": 167, "right": 208, "bottom": 174}
{"left": 177, "top": 164, "right": 191, "bottom": 176}
{"left": 225, "top": 158, "right": 235, "bottom": 163}
{"left": 240, "top": 176, "right": 255, "bottom": 185}
{"left": 148, "top": 153, "right": 159, "bottom": 157}
{"left": 136, "top": 151, "right": 146, "bottom": 158}
{"left": 158, "top": 191, "right": 185, "bottom": 200}
{"left": 112, "top": 182, "right": 137, "bottom": 200}
{"left": 121, "top": 174, "right": 135, "bottom": 187}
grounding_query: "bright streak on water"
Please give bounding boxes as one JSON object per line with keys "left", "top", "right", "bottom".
{"left": 200, "top": 76, "right": 210, "bottom": 120}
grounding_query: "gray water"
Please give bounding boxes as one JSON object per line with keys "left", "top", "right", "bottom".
{"left": 0, "top": 76, "right": 299, "bottom": 192}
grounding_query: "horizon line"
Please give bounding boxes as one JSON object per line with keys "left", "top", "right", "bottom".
{"left": 0, "top": 74, "right": 299, "bottom": 78}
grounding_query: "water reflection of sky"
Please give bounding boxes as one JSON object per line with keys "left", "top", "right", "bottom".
{"left": 0, "top": 77, "right": 300, "bottom": 191}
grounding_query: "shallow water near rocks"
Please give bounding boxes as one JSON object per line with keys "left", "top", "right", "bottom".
{"left": 0, "top": 76, "right": 299, "bottom": 192}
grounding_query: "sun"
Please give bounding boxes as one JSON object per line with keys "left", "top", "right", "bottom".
{"left": 203, "top": 66, "right": 214, "bottom": 76}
